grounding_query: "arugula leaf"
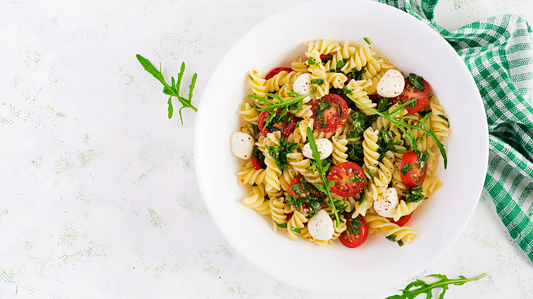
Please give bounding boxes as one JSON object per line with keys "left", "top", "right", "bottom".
{"left": 306, "top": 127, "right": 341, "bottom": 224}
{"left": 267, "top": 137, "right": 299, "bottom": 171}
{"left": 386, "top": 273, "right": 487, "bottom": 299}
{"left": 347, "top": 94, "right": 448, "bottom": 169}
{"left": 136, "top": 54, "right": 198, "bottom": 124}
{"left": 249, "top": 91, "right": 314, "bottom": 113}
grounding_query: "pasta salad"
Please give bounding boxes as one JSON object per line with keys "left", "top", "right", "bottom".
{"left": 230, "top": 39, "right": 450, "bottom": 247}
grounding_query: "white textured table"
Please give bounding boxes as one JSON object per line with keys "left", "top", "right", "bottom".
{"left": 1, "top": 0, "right": 532, "bottom": 298}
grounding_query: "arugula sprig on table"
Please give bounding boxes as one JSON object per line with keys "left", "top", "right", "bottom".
{"left": 248, "top": 91, "right": 315, "bottom": 113}
{"left": 386, "top": 273, "right": 487, "bottom": 299}
{"left": 136, "top": 54, "right": 197, "bottom": 124}
{"left": 346, "top": 94, "right": 448, "bottom": 168}
{"left": 306, "top": 127, "right": 342, "bottom": 224}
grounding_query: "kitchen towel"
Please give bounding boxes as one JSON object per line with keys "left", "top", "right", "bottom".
{"left": 380, "top": 0, "right": 533, "bottom": 262}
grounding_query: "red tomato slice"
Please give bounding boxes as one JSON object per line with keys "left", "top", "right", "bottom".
{"left": 251, "top": 157, "right": 263, "bottom": 170}
{"left": 264, "top": 67, "right": 293, "bottom": 80}
{"left": 339, "top": 215, "right": 368, "bottom": 248}
{"left": 258, "top": 108, "right": 297, "bottom": 138}
{"left": 327, "top": 162, "right": 365, "bottom": 197}
{"left": 391, "top": 212, "right": 412, "bottom": 227}
{"left": 400, "top": 151, "right": 427, "bottom": 187}
{"left": 311, "top": 94, "right": 349, "bottom": 133}
{"left": 394, "top": 78, "right": 430, "bottom": 114}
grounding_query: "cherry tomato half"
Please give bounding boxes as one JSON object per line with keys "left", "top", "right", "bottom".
{"left": 400, "top": 151, "right": 427, "bottom": 187}
{"left": 311, "top": 94, "right": 349, "bottom": 133}
{"left": 258, "top": 108, "right": 297, "bottom": 138}
{"left": 394, "top": 78, "right": 430, "bottom": 114}
{"left": 251, "top": 157, "right": 263, "bottom": 170}
{"left": 327, "top": 162, "right": 365, "bottom": 197}
{"left": 264, "top": 67, "right": 293, "bottom": 80}
{"left": 339, "top": 215, "right": 368, "bottom": 248}
{"left": 391, "top": 212, "right": 412, "bottom": 227}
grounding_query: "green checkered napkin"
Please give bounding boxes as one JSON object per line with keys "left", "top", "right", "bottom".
{"left": 379, "top": 0, "right": 533, "bottom": 261}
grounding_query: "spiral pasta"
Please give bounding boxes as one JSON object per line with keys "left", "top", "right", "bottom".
{"left": 305, "top": 39, "right": 341, "bottom": 56}
{"left": 364, "top": 214, "right": 417, "bottom": 244}
{"left": 237, "top": 160, "right": 266, "bottom": 186}
{"left": 234, "top": 38, "right": 450, "bottom": 248}
{"left": 430, "top": 97, "right": 450, "bottom": 141}
{"left": 331, "top": 136, "right": 349, "bottom": 165}
{"left": 241, "top": 185, "right": 270, "bottom": 216}
{"left": 287, "top": 210, "right": 308, "bottom": 241}
{"left": 362, "top": 127, "right": 380, "bottom": 177}
{"left": 238, "top": 102, "right": 259, "bottom": 124}
{"left": 269, "top": 195, "right": 288, "bottom": 231}
{"left": 248, "top": 70, "right": 266, "bottom": 99}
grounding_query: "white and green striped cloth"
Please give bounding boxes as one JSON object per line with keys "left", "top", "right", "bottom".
{"left": 380, "top": 0, "right": 533, "bottom": 261}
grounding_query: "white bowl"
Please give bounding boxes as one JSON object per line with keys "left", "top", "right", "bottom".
{"left": 194, "top": 0, "right": 488, "bottom": 295}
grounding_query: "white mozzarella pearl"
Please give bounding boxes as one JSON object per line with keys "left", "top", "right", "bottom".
{"left": 377, "top": 69, "right": 405, "bottom": 98}
{"left": 374, "top": 188, "right": 400, "bottom": 218}
{"left": 307, "top": 209, "right": 335, "bottom": 241}
{"left": 230, "top": 132, "right": 254, "bottom": 160}
{"left": 292, "top": 73, "right": 312, "bottom": 103}
{"left": 302, "top": 138, "right": 333, "bottom": 160}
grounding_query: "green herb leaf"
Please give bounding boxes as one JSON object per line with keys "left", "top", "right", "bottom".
{"left": 267, "top": 137, "right": 299, "bottom": 171}
{"left": 308, "top": 57, "right": 319, "bottom": 66}
{"left": 251, "top": 146, "right": 267, "bottom": 169}
{"left": 364, "top": 37, "right": 371, "bottom": 45}
{"left": 385, "top": 273, "right": 487, "bottom": 299}
{"left": 310, "top": 78, "right": 325, "bottom": 86}
{"left": 351, "top": 64, "right": 367, "bottom": 81}
{"left": 438, "top": 114, "right": 450, "bottom": 127}
{"left": 405, "top": 186, "right": 427, "bottom": 204}
{"left": 377, "top": 97, "right": 394, "bottom": 112}
{"left": 136, "top": 55, "right": 198, "bottom": 124}
{"left": 408, "top": 73, "right": 425, "bottom": 92}
{"left": 274, "top": 221, "right": 287, "bottom": 229}
{"left": 291, "top": 226, "right": 301, "bottom": 234}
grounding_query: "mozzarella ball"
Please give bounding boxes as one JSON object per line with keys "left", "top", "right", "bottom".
{"left": 292, "top": 73, "right": 312, "bottom": 103}
{"left": 302, "top": 138, "right": 332, "bottom": 160}
{"left": 377, "top": 69, "right": 405, "bottom": 98}
{"left": 308, "top": 209, "right": 335, "bottom": 240}
{"left": 230, "top": 132, "right": 254, "bottom": 160}
{"left": 374, "top": 188, "right": 400, "bottom": 218}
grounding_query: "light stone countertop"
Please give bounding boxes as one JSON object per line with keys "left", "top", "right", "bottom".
{"left": 1, "top": 0, "right": 533, "bottom": 298}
